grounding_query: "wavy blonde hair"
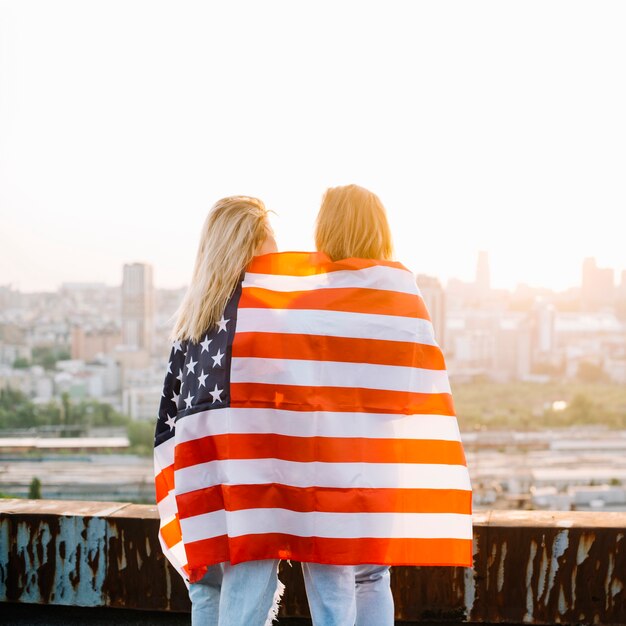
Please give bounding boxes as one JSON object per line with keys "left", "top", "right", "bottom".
{"left": 171, "top": 196, "right": 270, "bottom": 342}
{"left": 315, "top": 184, "right": 394, "bottom": 261}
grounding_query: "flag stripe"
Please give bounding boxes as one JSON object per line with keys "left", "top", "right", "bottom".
{"left": 155, "top": 465, "right": 174, "bottom": 503}
{"left": 174, "top": 433, "right": 467, "bottom": 468}
{"left": 174, "top": 459, "right": 472, "bottom": 494}
{"left": 175, "top": 484, "right": 472, "bottom": 518}
{"left": 239, "top": 287, "right": 429, "bottom": 320}
{"left": 232, "top": 332, "right": 446, "bottom": 369}
{"left": 230, "top": 382, "right": 455, "bottom": 415}
{"left": 157, "top": 492, "right": 179, "bottom": 522}
{"left": 235, "top": 308, "right": 438, "bottom": 346}
{"left": 180, "top": 509, "right": 472, "bottom": 543}
{"left": 155, "top": 464, "right": 175, "bottom": 503}
{"left": 173, "top": 407, "right": 462, "bottom": 443}
{"left": 161, "top": 515, "right": 183, "bottom": 548}
{"left": 231, "top": 357, "right": 451, "bottom": 394}
{"left": 186, "top": 535, "right": 473, "bottom": 572}
{"left": 246, "top": 254, "right": 412, "bottom": 278}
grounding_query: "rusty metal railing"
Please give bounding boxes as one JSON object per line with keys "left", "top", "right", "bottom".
{"left": 1, "top": 500, "right": 624, "bottom": 624}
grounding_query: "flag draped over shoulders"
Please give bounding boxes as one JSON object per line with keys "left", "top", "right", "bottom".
{"left": 154, "top": 252, "right": 472, "bottom": 584}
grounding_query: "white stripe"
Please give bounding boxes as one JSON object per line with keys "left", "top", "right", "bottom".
{"left": 154, "top": 436, "right": 175, "bottom": 474}
{"left": 243, "top": 265, "right": 420, "bottom": 295}
{"left": 158, "top": 534, "right": 188, "bottom": 582}
{"left": 160, "top": 536, "right": 188, "bottom": 571}
{"left": 236, "top": 308, "right": 437, "bottom": 346}
{"left": 231, "top": 357, "right": 451, "bottom": 394}
{"left": 174, "top": 407, "right": 462, "bottom": 443}
{"left": 157, "top": 492, "right": 178, "bottom": 521}
{"left": 174, "top": 459, "right": 471, "bottom": 494}
{"left": 180, "top": 510, "right": 473, "bottom": 542}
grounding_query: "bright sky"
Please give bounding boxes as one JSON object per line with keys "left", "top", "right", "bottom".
{"left": 1, "top": 1, "right": 625, "bottom": 293}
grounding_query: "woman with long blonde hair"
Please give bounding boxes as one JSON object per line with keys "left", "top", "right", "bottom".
{"left": 301, "top": 184, "right": 396, "bottom": 626}
{"left": 154, "top": 195, "right": 280, "bottom": 626}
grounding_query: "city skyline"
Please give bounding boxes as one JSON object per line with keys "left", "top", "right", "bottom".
{"left": 2, "top": 251, "right": 625, "bottom": 296}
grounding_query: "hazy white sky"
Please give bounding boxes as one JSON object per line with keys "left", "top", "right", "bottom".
{"left": 1, "top": 1, "right": 625, "bottom": 292}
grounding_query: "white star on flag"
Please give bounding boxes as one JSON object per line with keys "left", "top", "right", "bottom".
{"left": 200, "top": 336, "right": 212, "bottom": 353}
{"left": 167, "top": 361, "right": 172, "bottom": 374}
{"left": 172, "top": 339, "right": 183, "bottom": 353}
{"left": 184, "top": 391, "right": 194, "bottom": 409}
{"left": 176, "top": 368, "right": 184, "bottom": 382}
{"left": 197, "top": 369, "right": 208, "bottom": 388}
{"left": 209, "top": 384, "right": 223, "bottom": 403}
{"left": 172, "top": 391, "right": 180, "bottom": 406}
{"left": 216, "top": 316, "right": 229, "bottom": 333}
{"left": 186, "top": 357, "right": 198, "bottom": 374}
{"left": 212, "top": 349, "right": 224, "bottom": 367}
{"left": 165, "top": 414, "right": 176, "bottom": 431}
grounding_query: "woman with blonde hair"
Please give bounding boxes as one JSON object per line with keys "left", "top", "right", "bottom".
{"left": 154, "top": 195, "right": 281, "bottom": 626}
{"left": 300, "top": 184, "right": 396, "bottom": 625}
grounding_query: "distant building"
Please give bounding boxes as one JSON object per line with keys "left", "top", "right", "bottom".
{"left": 493, "top": 316, "right": 532, "bottom": 381}
{"left": 581, "top": 257, "right": 614, "bottom": 309}
{"left": 475, "top": 250, "right": 491, "bottom": 294}
{"left": 71, "top": 325, "right": 122, "bottom": 361}
{"left": 532, "top": 299, "right": 556, "bottom": 355}
{"left": 121, "top": 263, "right": 154, "bottom": 353}
{"left": 416, "top": 274, "right": 446, "bottom": 349}
{"left": 617, "top": 270, "right": 626, "bottom": 302}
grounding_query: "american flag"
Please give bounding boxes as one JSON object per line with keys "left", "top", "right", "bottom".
{"left": 154, "top": 252, "right": 472, "bottom": 584}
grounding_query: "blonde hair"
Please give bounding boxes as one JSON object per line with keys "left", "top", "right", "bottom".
{"left": 315, "top": 184, "right": 394, "bottom": 261}
{"left": 171, "top": 196, "right": 269, "bottom": 342}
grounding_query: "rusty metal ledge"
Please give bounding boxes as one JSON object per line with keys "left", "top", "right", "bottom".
{"left": 1, "top": 501, "right": 625, "bottom": 624}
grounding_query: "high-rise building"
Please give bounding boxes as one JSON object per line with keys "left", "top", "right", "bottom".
{"left": 531, "top": 298, "right": 556, "bottom": 360}
{"left": 121, "top": 263, "right": 154, "bottom": 353}
{"left": 475, "top": 250, "right": 491, "bottom": 293}
{"left": 581, "top": 257, "right": 614, "bottom": 309}
{"left": 416, "top": 274, "right": 446, "bottom": 349}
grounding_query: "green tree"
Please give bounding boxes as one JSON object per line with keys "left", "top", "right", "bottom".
{"left": 28, "top": 477, "right": 42, "bottom": 499}
{"left": 577, "top": 361, "right": 608, "bottom": 384}
{"left": 12, "top": 357, "right": 30, "bottom": 369}
{"left": 564, "top": 393, "right": 593, "bottom": 424}
{"left": 127, "top": 420, "right": 155, "bottom": 456}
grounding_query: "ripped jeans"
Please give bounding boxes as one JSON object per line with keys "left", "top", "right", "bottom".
{"left": 188, "top": 559, "right": 282, "bottom": 626}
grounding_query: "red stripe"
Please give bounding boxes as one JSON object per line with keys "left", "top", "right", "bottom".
{"left": 160, "top": 516, "right": 182, "bottom": 549}
{"left": 176, "top": 484, "right": 472, "bottom": 519}
{"left": 232, "top": 332, "right": 445, "bottom": 369}
{"left": 247, "top": 252, "right": 409, "bottom": 276}
{"left": 239, "top": 287, "right": 429, "bottom": 320}
{"left": 186, "top": 534, "right": 473, "bottom": 579}
{"left": 231, "top": 383, "right": 456, "bottom": 416}
{"left": 175, "top": 434, "right": 466, "bottom": 468}
{"left": 155, "top": 464, "right": 174, "bottom": 504}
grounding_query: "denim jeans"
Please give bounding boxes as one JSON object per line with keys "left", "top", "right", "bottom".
{"left": 189, "top": 559, "right": 282, "bottom": 626}
{"left": 301, "top": 563, "right": 394, "bottom": 626}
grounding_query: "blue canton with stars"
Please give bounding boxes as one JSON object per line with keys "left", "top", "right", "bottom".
{"left": 154, "top": 283, "right": 242, "bottom": 445}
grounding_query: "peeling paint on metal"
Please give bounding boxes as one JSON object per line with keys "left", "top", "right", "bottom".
{"left": 577, "top": 533, "right": 595, "bottom": 565}
{"left": 545, "top": 529, "right": 569, "bottom": 601}
{"left": 497, "top": 540, "right": 507, "bottom": 593}
{"left": 524, "top": 539, "right": 538, "bottom": 623}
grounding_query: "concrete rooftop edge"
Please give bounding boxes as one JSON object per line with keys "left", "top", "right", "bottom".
{"left": 1, "top": 500, "right": 625, "bottom": 624}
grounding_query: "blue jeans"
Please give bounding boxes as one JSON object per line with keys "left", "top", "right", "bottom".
{"left": 189, "top": 559, "right": 282, "bottom": 626}
{"left": 189, "top": 560, "right": 393, "bottom": 626}
{"left": 301, "top": 563, "right": 394, "bottom": 626}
